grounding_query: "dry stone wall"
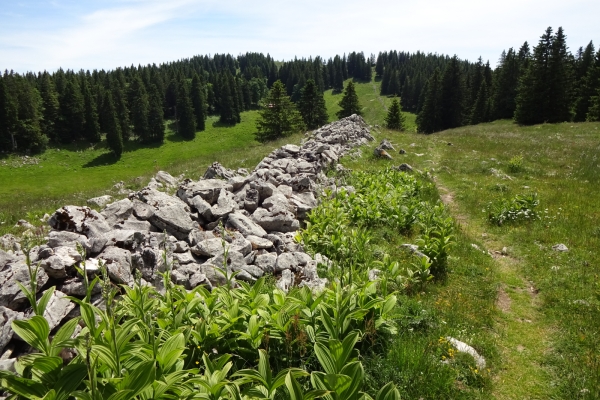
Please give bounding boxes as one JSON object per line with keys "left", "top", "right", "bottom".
{"left": 0, "top": 115, "right": 373, "bottom": 360}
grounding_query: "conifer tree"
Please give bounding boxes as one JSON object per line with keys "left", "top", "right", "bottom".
{"left": 129, "top": 76, "right": 149, "bottom": 140}
{"left": 102, "top": 91, "right": 123, "bottom": 157}
{"left": 587, "top": 88, "right": 600, "bottom": 121}
{"left": 191, "top": 73, "right": 206, "bottom": 131}
{"left": 255, "top": 80, "right": 305, "bottom": 141}
{"left": 112, "top": 86, "right": 131, "bottom": 142}
{"left": 385, "top": 98, "right": 406, "bottom": 130}
{"left": 416, "top": 69, "right": 442, "bottom": 133}
{"left": 147, "top": 84, "right": 165, "bottom": 143}
{"left": 375, "top": 52, "right": 384, "bottom": 78}
{"left": 176, "top": 80, "right": 196, "bottom": 140}
{"left": 0, "top": 77, "right": 18, "bottom": 151}
{"left": 298, "top": 79, "right": 328, "bottom": 129}
{"left": 39, "top": 72, "right": 60, "bottom": 142}
{"left": 573, "top": 46, "right": 599, "bottom": 121}
{"left": 546, "top": 27, "right": 571, "bottom": 122}
{"left": 58, "top": 78, "right": 85, "bottom": 143}
{"left": 492, "top": 48, "right": 521, "bottom": 119}
{"left": 439, "top": 56, "right": 465, "bottom": 130}
{"left": 469, "top": 83, "right": 489, "bottom": 125}
{"left": 336, "top": 81, "right": 362, "bottom": 119}
{"left": 514, "top": 27, "right": 553, "bottom": 125}
{"left": 82, "top": 79, "right": 101, "bottom": 143}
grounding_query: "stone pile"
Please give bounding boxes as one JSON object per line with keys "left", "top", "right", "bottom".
{"left": 0, "top": 115, "right": 373, "bottom": 359}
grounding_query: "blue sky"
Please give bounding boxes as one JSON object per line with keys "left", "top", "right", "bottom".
{"left": 1, "top": 0, "right": 599, "bottom": 73}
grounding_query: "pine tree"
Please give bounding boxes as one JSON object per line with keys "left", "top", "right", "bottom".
{"left": 82, "top": 79, "right": 101, "bottom": 143}
{"left": 102, "top": 91, "right": 123, "bottom": 157}
{"left": 298, "top": 79, "right": 328, "bottom": 129}
{"left": 39, "top": 72, "right": 60, "bottom": 142}
{"left": 255, "top": 80, "right": 305, "bottom": 142}
{"left": 129, "top": 76, "right": 149, "bottom": 140}
{"left": 190, "top": 73, "right": 206, "bottom": 131}
{"left": 416, "top": 69, "right": 442, "bottom": 133}
{"left": 385, "top": 98, "right": 406, "bottom": 130}
{"left": 176, "top": 79, "right": 196, "bottom": 140}
{"left": 0, "top": 77, "right": 18, "bottom": 151}
{"left": 336, "top": 81, "right": 362, "bottom": 119}
{"left": 147, "top": 84, "right": 165, "bottom": 143}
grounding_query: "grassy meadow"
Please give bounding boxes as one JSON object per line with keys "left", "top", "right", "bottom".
{"left": 1, "top": 74, "right": 600, "bottom": 399}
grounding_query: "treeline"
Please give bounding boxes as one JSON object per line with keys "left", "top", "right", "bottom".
{"left": 0, "top": 50, "right": 378, "bottom": 155}
{"left": 414, "top": 27, "right": 600, "bottom": 133}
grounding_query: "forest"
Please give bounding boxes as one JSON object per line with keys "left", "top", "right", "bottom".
{"left": 1, "top": 26, "right": 599, "bottom": 154}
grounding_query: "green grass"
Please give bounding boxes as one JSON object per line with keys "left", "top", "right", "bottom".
{"left": 0, "top": 112, "right": 304, "bottom": 232}
{"left": 3, "top": 71, "right": 600, "bottom": 399}
{"left": 367, "top": 119, "right": 600, "bottom": 399}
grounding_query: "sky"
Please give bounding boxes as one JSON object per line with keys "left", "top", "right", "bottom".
{"left": 1, "top": 0, "right": 599, "bottom": 74}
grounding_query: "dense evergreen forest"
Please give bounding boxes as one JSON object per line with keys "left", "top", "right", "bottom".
{"left": 1, "top": 26, "right": 599, "bottom": 155}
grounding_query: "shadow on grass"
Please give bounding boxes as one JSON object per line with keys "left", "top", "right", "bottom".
{"left": 82, "top": 152, "right": 120, "bottom": 168}
{"left": 212, "top": 120, "right": 237, "bottom": 128}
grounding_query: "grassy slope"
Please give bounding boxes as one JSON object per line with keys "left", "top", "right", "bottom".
{"left": 374, "top": 120, "right": 600, "bottom": 399}
{"left": 3, "top": 72, "right": 599, "bottom": 399}
{"left": 0, "top": 112, "right": 303, "bottom": 229}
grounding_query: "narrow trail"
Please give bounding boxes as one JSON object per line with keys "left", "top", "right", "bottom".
{"left": 436, "top": 183, "right": 555, "bottom": 399}
{"left": 372, "top": 82, "right": 388, "bottom": 112}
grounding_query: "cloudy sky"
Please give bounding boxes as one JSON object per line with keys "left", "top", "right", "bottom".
{"left": 1, "top": 0, "right": 599, "bottom": 73}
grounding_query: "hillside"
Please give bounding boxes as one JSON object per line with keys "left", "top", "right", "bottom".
{"left": 1, "top": 76, "right": 599, "bottom": 399}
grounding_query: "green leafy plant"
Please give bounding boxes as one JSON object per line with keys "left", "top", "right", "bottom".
{"left": 486, "top": 193, "right": 540, "bottom": 226}
{"left": 507, "top": 155, "right": 524, "bottom": 173}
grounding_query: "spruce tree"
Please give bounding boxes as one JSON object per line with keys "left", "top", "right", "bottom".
{"left": 336, "top": 81, "right": 362, "bottom": 119}
{"left": 574, "top": 46, "right": 599, "bottom": 121}
{"left": 0, "top": 77, "right": 18, "bottom": 151}
{"left": 112, "top": 86, "right": 132, "bottom": 142}
{"left": 439, "top": 56, "right": 465, "bottom": 130}
{"left": 587, "top": 87, "right": 600, "bottom": 121}
{"left": 546, "top": 27, "right": 571, "bottom": 122}
{"left": 82, "top": 79, "right": 101, "bottom": 143}
{"left": 385, "top": 98, "right": 406, "bottom": 130}
{"left": 39, "top": 72, "right": 60, "bottom": 142}
{"left": 190, "top": 73, "right": 206, "bottom": 131}
{"left": 176, "top": 80, "right": 196, "bottom": 140}
{"left": 147, "top": 84, "right": 165, "bottom": 143}
{"left": 416, "top": 69, "right": 442, "bottom": 133}
{"left": 469, "top": 83, "right": 489, "bottom": 125}
{"left": 102, "top": 91, "right": 123, "bottom": 157}
{"left": 492, "top": 48, "right": 521, "bottom": 119}
{"left": 129, "top": 76, "right": 149, "bottom": 140}
{"left": 58, "top": 78, "right": 85, "bottom": 143}
{"left": 255, "top": 80, "right": 305, "bottom": 142}
{"left": 298, "top": 79, "right": 328, "bottom": 129}
{"left": 514, "top": 27, "right": 554, "bottom": 125}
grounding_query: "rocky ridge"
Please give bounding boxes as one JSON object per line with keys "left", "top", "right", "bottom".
{"left": 0, "top": 115, "right": 374, "bottom": 360}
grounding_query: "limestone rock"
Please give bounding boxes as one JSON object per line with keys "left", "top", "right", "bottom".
{"left": 227, "top": 212, "right": 267, "bottom": 237}
{"left": 48, "top": 206, "right": 111, "bottom": 239}
{"left": 87, "top": 195, "right": 113, "bottom": 208}
{"left": 98, "top": 247, "right": 133, "bottom": 285}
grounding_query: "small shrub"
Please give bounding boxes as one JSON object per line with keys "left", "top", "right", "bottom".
{"left": 507, "top": 155, "right": 524, "bottom": 173}
{"left": 486, "top": 193, "right": 540, "bottom": 226}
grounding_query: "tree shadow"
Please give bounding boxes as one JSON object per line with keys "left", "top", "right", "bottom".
{"left": 212, "top": 120, "right": 237, "bottom": 128}
{"left": 82, "top": 152, "right": 120, "bottom": 168}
